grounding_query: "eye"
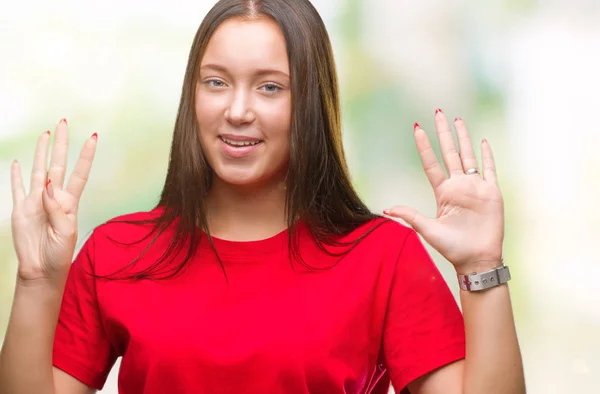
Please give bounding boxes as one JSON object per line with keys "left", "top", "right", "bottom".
{"left": 204, "top": 79, "right": 226, "bottom": 88}
{"left": 260, "top": 83, "right": 282, "bottom": 93}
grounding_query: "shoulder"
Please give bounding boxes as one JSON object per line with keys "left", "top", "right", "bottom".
{"left": 349, "top": 217, "right": 416, "bottom": 252}
{"left": 79, "top": 206, "right": 174, "bottom": 275}
{"left": 92, "top": 206, "right": 167, "bottom": 243}
{"left": 322, "top": 217, "right": 419, "bottom": 268}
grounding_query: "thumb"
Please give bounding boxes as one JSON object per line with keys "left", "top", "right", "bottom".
{"left": 42, "top": 179, "right": 71, "bottom": 235}
{"left": 384, "top": 206, "right": 431, "bottom": 234}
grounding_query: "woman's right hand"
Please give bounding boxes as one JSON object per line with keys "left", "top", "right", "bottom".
{"left": 10, "top": 119, "right": 98, "bottom": 284}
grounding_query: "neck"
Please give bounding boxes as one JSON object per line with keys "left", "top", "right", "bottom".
{"left": 205, "top": 176, "right": 288, "bottom": 241}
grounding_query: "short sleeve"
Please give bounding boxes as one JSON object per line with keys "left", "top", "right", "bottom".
{"left": 383, "top": 230, "right": 466, "bottom": 393}
{"left": 52, "top": 232, "right": 118, "bottom": 390}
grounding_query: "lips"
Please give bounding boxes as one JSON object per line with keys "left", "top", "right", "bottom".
{"left": 219, "top": 136, "right": 262, "bottom": 147}
{"left": 218, "top": 135, "right": 264, "bottom": 158}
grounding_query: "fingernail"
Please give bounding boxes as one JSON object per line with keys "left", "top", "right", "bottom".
{"left": 482, "top": 138, "right": 488, "bottom": 144}
{"left": 46, "top": 179, "right": 54, "bottom": 199}
{"left": 59, "top": 118, "right": 67, "bottom": 125}
{"left": 91, "top": 132, "right": 98, "bottom": 140}
{"left": 44, "top": 130, "right": 50, "bottom": 136}
{"left": 435, "top": 108, "right": 443, "bottom": 115}
{"left": 413, "top": 122, "right": 420, "bottom": 131}
{"left": 455, "top": 117, "right": 461, "bottom": 122}
{"left": 383, "top": 209, "right": 390, "bottom": 215}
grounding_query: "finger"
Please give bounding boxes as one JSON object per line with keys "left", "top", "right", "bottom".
{"left": 42, "top": 179, "right": 72, "bottom": 235}
{"left": 10, "top": 160, "right": 26, "bottom": 205}
{"left": 48, "top": 118, "right": 69, "bottom": 189}
{"left": 30, "top": 130, "right": 51, "bottom": 193}
{"left": 414, "top": 124, "right": 446, "bottom": 189}
{"left": 481, "top": 138, "right": 498, "bottom": 184}
{"left": 66, "top": 133, "right": 98, "bottom": 201}
{"left": 434, "top": 109, "right": 463, "bottom": 175}
{"left": 384, "top": 206, "right": 433, "bottom": 234}
{"left": 454, "top": 117, "right": 479, "bottom": 173}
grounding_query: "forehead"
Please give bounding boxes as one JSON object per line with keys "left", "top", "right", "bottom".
{"left": 201, "top": 17, "right": 289, "bottom": 72}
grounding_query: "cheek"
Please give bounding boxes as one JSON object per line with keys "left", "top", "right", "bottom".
{"left": 260, "top": 96, "right": 292, "bottom": 140}
{"left": 195, "top": 90, "right": 221, "bottom": 132}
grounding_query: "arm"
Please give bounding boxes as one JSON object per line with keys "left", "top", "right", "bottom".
{"left": 0, "top": 120, "right": 99, "bottom": 394}
{"left": 0, "top": 279, "right": 95, "bottom": 394}
{"left": 459, "top": 278, "right": 524, "bottom": 393}
{"left": 407, "top": 280, "right": 524, "bottom": 394}
{"left": 0, "top": 279, "right": 64, "bottom": 394}
{"left": 386, "top": 109, "right": 525, "bottom": 393}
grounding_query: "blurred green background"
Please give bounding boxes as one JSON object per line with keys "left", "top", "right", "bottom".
{"left": 1, "top": 0, "right": 599, "bottom": 392}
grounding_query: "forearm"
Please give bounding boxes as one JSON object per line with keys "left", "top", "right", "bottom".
{"left": 0, "top": 277, "right": 66, "bottom": 394}
{"left": 459, "top": 280, "right": 525, "bottom": 394}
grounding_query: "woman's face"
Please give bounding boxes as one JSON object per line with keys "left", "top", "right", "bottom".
{"left": 195, "top": 17, "right": 292, "bottom": 187}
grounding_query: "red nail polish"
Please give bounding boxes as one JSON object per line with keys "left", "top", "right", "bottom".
{"left": 46, "top": 179, "right": 54, "bottom": 198}
{"left": 455, "top": 117, "right": 461, "bottom": 122}
{"left": 436, "top": 108, "right": 443, "bottom": 114}
{"left": 383, "top": 209, "right": 390, "bottom": 215}
{"left": 91, "top": 132, "right": 98, "bottom": 140}
{"left": 59, "top": 118, "right": 67, "bottom": 125}
{"left": 414, "top": 122, "right": 420, "bottom": 130}
{"left": 45, "top": 130, "right": 50, "bottom": 135}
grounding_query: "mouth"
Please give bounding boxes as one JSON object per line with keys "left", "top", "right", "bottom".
{"left": 219, "top": 136, "right": 263, "bottom": 147}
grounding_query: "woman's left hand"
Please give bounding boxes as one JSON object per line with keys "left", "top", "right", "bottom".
{"left": 384, "top": 109, "right": 504, "bottom": 274}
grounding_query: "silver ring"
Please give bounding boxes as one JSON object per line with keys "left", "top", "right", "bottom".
{"left": 465, "top": 168, "right": 479, "bottom": 175}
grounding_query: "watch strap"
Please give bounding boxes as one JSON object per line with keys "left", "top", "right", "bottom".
{"left": 457, "top": 265, "right": 511, "bottom": 291}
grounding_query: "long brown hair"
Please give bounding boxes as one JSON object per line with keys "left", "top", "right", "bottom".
{"left": 100, "top": 0, "right": 383, "bottom": 280}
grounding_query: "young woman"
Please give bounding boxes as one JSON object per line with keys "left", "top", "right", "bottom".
{"left": 0, "top": 0, "right": 525, "bottom": 393}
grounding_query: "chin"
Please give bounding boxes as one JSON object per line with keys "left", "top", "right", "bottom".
{"left": 213, "top": 166, "right": 268, "bottom": 186}
{"left": 212, "top": 162, "right": 287, "bottom": 188}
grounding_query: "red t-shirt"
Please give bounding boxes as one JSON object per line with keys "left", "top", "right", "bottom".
{"left": 53, "top": 207, "right": 465, "bottom": 393}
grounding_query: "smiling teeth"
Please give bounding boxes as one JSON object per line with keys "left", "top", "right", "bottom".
{"left": 221, "top": 137, "right": 261, "bottom": 147}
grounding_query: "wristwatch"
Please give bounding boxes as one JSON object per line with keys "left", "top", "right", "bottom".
{"left": 457, "top": 265, "right": 511, "bottom": 291}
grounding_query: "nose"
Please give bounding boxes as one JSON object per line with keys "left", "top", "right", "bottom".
{"left": 224, "top": 89, "right": 255, "bottom": 126}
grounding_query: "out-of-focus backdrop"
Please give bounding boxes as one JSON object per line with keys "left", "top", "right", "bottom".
{"left": 1, "top": 0, "right": 598, "bottom": 393}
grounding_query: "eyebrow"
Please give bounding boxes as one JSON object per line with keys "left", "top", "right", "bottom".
{"left": 200, "top": 63, "right": 289, "bottom": 79}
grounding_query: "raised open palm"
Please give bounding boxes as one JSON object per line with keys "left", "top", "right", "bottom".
{"left": 10, "top": 119, "right": 97, "bottom": 283}
{"left": 385, "top": 110, "right": 504, "bottom": 273}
